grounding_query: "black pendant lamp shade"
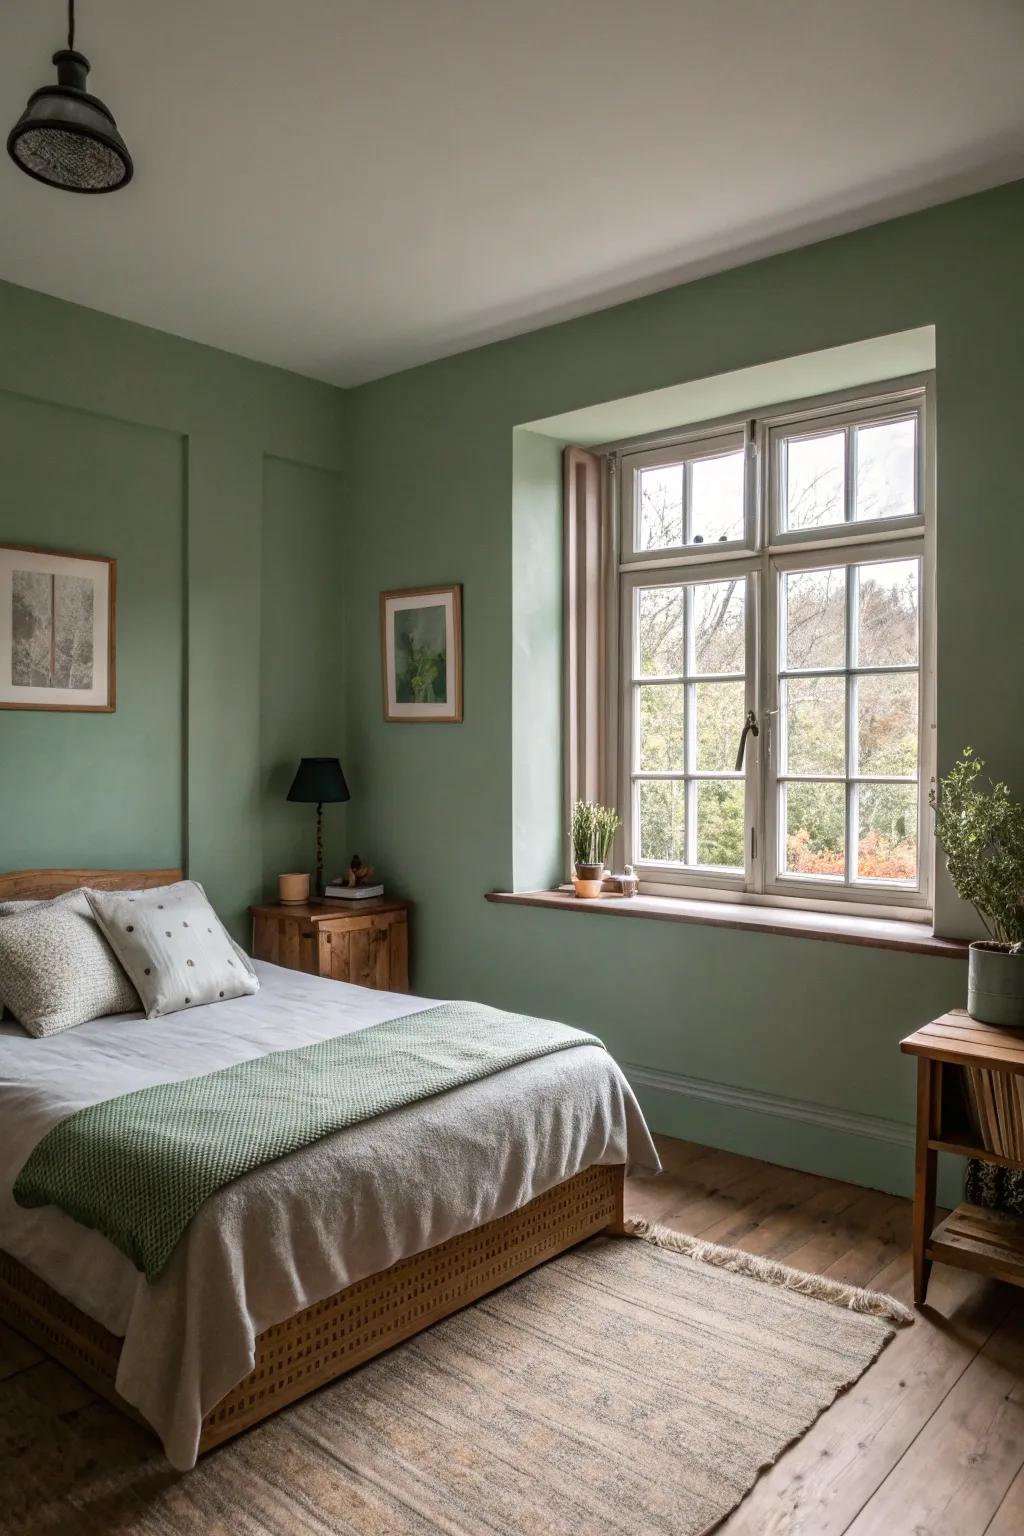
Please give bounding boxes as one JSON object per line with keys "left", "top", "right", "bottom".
{"left": 287, "top": 758, "right": 351, "bottom": 807}
{"left": 8, "top": 3, "right": 132, "bottom": 193}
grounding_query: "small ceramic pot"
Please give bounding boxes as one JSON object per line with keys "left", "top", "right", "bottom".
{"left": 278, "top": 872, "right": 311, "bottom": 904}
{"left": 967, "top": 942, "right": 1024, "bottom": 1027}
{"left": 573, "top": 862, "right": 604, "bottom": 899}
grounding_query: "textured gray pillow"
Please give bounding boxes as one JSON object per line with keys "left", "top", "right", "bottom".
{"left": 87, "top": 880, "right": 259, "bottom": 1019}
{"left": 0, "top": 901, "right": 41, "bottom": 1020}
{"left": 0, "top": 890, "right": 141, "bottom": 1037}
{"left": 0, "top": 901, "right": 40, "bottom": 1019}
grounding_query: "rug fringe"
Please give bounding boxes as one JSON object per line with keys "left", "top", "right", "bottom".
{"left": 624, "top": 1216, "right": 914, "bottom": 1328}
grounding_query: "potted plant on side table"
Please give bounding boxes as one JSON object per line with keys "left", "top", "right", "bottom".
{"left": 571, "top": 800, "right": 621, "bottom": 899}
{"left": 930, "top": 748, "right": 1024, "bottom": 1026}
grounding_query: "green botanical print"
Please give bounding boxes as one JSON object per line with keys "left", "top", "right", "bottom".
{"left": 394, "top": 604, "right": 447, "bottom": 704}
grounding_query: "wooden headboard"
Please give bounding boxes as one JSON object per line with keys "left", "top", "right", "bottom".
{"left": 0, "top": 868, "right": 182, "bottom": 902}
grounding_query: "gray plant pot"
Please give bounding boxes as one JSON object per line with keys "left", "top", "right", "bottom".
{"left": 967, "top": 942, "right": 1024, "bottom": 1027}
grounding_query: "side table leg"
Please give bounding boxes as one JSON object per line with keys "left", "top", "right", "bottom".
{"left": 913, "top": 1056, "right": 938, "bottom": 1306}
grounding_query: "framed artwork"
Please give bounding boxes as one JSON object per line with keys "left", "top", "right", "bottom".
{"left": 380, "top": 584, "right": 462, "bottom": 723}
{"left": 0, "top": 544, "right": 116, "bottom": 712}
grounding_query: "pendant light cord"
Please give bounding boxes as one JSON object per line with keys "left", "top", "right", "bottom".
{"left": 68, "top": 0, "right": 75, "bottom": 51}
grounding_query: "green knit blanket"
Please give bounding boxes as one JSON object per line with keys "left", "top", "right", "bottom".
{"left": 13, "top": 1001, "right": 602, "bottom": 1281}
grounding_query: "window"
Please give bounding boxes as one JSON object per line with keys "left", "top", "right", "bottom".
{"left": 568, "top": 379, "right": 933, "bottom": 918}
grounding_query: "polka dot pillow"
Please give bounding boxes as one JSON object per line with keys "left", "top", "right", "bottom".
{"left": 86, "top": 881, "right": 259, "bottom": 1019}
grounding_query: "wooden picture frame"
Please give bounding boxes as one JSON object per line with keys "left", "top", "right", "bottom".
{"left": 380, "top": 584, "right": 462, "bottom": 723}
{"left": 0, "top": 544, "right": 116, "bottom": 712}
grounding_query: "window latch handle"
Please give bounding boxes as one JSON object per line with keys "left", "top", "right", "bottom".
{"left": 735, "top": 710, "right": 759, "bottom": 772}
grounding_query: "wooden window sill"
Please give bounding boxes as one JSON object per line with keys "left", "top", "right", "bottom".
{"left": 484, "top": 889, "right": 969, "bottom": 958}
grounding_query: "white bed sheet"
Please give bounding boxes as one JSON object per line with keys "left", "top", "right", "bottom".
{"left": 0, "top": 962, "right": 659, "bottom": 1469}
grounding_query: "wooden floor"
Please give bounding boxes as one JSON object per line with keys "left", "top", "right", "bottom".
{"left": 0, "top": 1134, "right": 1022, "bottom": 1534}
{"left": 630, "top": 1135, "right": 1024, "bottom": 1536}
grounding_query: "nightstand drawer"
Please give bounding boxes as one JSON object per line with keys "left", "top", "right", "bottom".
{"left": 318, "top": 913, "right": 406, "bottom": 991}
{"left": 251, "top": 912, "right": 320, "bottom": 975}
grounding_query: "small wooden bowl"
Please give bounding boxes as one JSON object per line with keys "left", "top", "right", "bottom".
{"left": 278, "top": 872, "right": 310, "bottom": 904}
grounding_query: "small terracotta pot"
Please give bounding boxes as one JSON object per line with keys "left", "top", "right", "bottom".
{"left": 278, "top": 872, "right": 310, "bottom": 904}
{"left": 573, "top": 863, "right": 604, "bottom": 899}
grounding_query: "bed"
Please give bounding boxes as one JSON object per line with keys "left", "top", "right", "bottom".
{"left": 0, "top": 868, "right": 658, "bottom": 1469}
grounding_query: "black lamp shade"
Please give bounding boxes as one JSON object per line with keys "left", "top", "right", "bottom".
{"left": 287, "top": 757, "right": 350, "bottom": 805}
{"left": 8, "top": 49, "right": 132, "bottom": 193}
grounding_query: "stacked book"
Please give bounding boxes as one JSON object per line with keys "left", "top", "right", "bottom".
{"left": 323, "top": 882, "right": 384, "bottom": 901}
{"left": 962, "top": 1067, "right": 1024, "bottom": 1161}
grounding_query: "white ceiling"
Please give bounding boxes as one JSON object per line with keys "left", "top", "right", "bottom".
{"left": 1, "top": 0, "right": 1022, "bottom": 388}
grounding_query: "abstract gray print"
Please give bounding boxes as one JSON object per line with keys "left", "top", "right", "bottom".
{"left": 12, "top": 569, "right": 95, "bottom": 689}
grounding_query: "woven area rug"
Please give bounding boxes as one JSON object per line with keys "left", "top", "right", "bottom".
{"left": 0, "top": 1224, "right": 912, "bottom": 1536}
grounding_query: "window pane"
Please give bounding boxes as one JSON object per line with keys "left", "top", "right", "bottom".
{"left": 784, "top": 675, "right": 845, "bottom": 776}
{"left": 692, "top": 578, "right": 745, "bottom": 675}
{"left": 695, "top": 780, "right": 745, "bottom": 870}
{"left": 857, "top": 783, "right": 917, "bottom": 883}
{"left": 639, "top": 685, "right": 684, "bottom": 771}
{"left": 638, "top": 780, "right": 686, "bottom": 863}
{"left": 784, "top": 567, "right": 846, "bottom": 670}
{"left": 856, "top": 673, "right": 918, "bottom": 776}
{"left": 784, "top": 431, "right": 845, "bottom": 530}
{"left": 639, "top": 464, "right": 683, "bottom": 550}
{"left": 784, "top": 782, "right": 845, "bottom": 878}
{"left": 856, "top": 559, "right": 919, "bottom": 667}
{"left": 695, "top": 681, "right": 746, "bottom": 771}
{"left": 855, "top": 418, "right": 915, "bottom": 522}
{"left": 691, "top": 451, "right": 744, "bottom": 545}
{"left": 637, "top": 585, "right": 684, "bottom": 675}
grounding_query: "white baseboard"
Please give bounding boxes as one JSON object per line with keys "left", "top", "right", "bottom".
{"left": 624, "top": 1061, "right": 962, "bottom": 1207}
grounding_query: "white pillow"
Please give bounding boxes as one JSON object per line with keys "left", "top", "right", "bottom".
{"left": 0, "top": 891, "right": 141, "bottom": 1037}
{"left": 87, "top": 880, "right": 259, "bottom": 1018}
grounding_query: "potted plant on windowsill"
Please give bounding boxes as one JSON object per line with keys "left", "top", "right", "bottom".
{"left": 571, "top": 800, "right": 621, "bottom": 899}
{"left": 930, "top": 749, "right": 1024, "bottom": 1027}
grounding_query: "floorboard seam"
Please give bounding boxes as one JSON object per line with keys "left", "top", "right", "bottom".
{"left": 981, "top": 1452, "right": 1024, "bottom": 1535}
{"left": 837, "top": 1299, "right": 1016, "bottom": 1533}
{"left": 0, "top": 1357, "right": 47, "bottom": 1386}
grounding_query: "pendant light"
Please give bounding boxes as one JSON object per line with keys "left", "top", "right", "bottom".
{"left": 7, "top": 0, "right": 132, "bottom": 193}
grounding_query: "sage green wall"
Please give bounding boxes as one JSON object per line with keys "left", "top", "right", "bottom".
{"left": 260, "top": 456, "right": 348, "bottom": 889}
{"left": 511, "top": 428, "right": 564, "bottom": 893}
{"left": 0, "top": 398, "right": 185, "bottom": 872}
{"left": 346, "top": 181, "right": 1024, "bottom": 1200}
{"left": 0, "top": 281, "right": 348, "bottom": 936}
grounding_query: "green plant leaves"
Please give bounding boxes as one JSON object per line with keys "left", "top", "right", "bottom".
{"left": 929, "top": 748, "right": 1024, "bottom": 945}
{"left": 571, "top": 801, "right": 622, "bottom": 868}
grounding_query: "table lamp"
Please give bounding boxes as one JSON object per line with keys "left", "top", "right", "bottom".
{"left": 287, "top": 757, "right": 350, "bottom": 898}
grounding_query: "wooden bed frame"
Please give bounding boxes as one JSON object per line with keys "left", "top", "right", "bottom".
{"left": 0, "top": 868, "right": 626, "bottom": 1456}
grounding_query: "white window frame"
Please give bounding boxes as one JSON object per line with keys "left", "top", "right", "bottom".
{"left": 619, "top": 423, "right": 754, "bottom": 566}
{"left": 603, "top": 375, "right": 935, "bottom": 921}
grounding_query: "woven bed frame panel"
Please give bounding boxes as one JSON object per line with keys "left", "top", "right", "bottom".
{"left": 0, "top": 1162, "right": 624, "bottom": 1455}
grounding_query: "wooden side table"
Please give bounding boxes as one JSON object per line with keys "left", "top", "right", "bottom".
{"left": 250, "top": 899, "right": 410, "bottom": 993}
{"left": 901, "top": 1010, "right": 1024, "bottom": 1304}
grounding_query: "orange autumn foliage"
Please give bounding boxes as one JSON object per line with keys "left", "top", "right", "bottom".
{"left": 786, "top": 829, "right": 916, "bottom": 881}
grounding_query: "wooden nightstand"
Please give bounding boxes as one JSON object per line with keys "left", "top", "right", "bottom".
{"left": 250, "top": 899, "right": 410, "bottom": 993}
